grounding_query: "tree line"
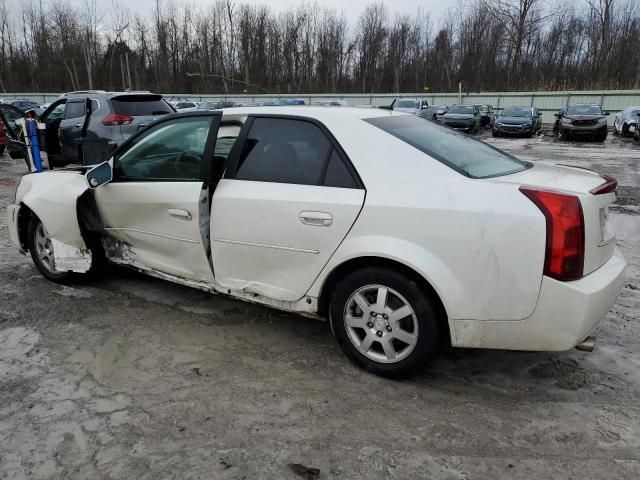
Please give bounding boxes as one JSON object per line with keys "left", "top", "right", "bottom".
{"left": 0, "top": 0, "right": 638, "bottom": 95}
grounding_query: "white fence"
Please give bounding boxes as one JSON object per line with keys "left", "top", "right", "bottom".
{"left": 3, "top": 89, "right": 640, "bottom": 125}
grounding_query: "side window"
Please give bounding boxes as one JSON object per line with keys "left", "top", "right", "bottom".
{"left": 115, "top": 116, "right": 213, "bottom": 181}
{"left": 235, "top": 118, "right": 331, "bottom": 185}
{"left": 64, "top": 101, "right": 86, "bottom": 120}
{"left": 323, "top": 149, "right": 357, "bottom": 188}
{"left": 90, "top": 99, "right": 99, "bottom": 113}
{"left": 46, "top": 103, "right": 66, "bottom": 122}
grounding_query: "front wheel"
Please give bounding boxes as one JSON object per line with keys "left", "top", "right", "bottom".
{"left": 621, "top": 123, "right": 630, "bottom": 137}
{"left": 559, "top": 128, "right": 570, "bottom": 141}
{"left": 329, "top": 268, "right": 442, "bottom": 378}
{"left": 27, "top": 216, "right": 75, "bottom": 282}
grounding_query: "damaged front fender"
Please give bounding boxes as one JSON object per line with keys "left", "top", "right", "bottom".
{"left": 16, "top": 171, "right": 94, "bottom": 272}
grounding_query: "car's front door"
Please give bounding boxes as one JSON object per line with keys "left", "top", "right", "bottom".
{"left": 59, "top": 98, "right": 90, "bottom": 163}
{"left": 94, "top": 113, "right": 222, "bottom": 283}
{"left": 210, "top": 116, "right": 366, "bottom": 302}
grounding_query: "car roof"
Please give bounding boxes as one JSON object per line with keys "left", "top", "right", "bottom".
{"left": 220, "top": 106, "right": 409, "bottom": 122}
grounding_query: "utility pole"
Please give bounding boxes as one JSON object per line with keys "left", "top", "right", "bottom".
{"left": 458, "top": 81, "right": 462, "bottom": 104}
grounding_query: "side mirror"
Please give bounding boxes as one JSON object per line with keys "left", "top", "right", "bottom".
{"left": 86, "top": 161, "right": 112, "bottom": 189}
{"left": 554, "top": 113, "right": 560, "bottom": 117}
{"left": 604, "top": 111, "right": 610, "bottom": 116}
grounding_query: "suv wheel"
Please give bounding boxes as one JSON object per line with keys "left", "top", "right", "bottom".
{"left": 0, "top": 145, "right": 5, "bottom": 155}
{"left": 559, "top": 128, "right": 570, "bottom": 141}
{"left": 329, "top": 267, "right": 441, "bottom": 378}
{"left": 621, "top": 123, "right": 630, "bottom": 137}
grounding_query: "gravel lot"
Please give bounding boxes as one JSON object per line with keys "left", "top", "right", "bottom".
{"left": 1, "top": 131, "right": 639, "bottom": 480}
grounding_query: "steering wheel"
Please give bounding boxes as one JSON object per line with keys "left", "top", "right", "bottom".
{"left": 173, "top": 151, "right": 202, "bottom": 179}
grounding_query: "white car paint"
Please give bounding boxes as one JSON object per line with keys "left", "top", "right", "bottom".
{"left": 6, "top": 106, "right": 626, "bottom": 357}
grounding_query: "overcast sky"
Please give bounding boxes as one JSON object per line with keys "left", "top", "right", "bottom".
{"left": 127, "top": 0, "right": 454, "bottom": 24}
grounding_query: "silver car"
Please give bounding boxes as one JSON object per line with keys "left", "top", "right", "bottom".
{"left": 391, "top": 98, "right": 429, "bottom": 114}
{"left": 613, "top": 106, "right": 640, "bottom": 137}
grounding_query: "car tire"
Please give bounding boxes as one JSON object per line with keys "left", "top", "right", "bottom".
{"left": 597, "top": 131, "right": 608, "bottom": 142}
{"left": 492, "top": 129, "right": 498, "bottom": 137}
{"left": 621, "top": 123, "right": 630, "bottom": 137}
{"left": 0, "top": 145, "right": 5, "bottom": 155}
{"left": 559, "top": 128, "right": 570, "bottom": 141}
{"left": 26, "top": 214, "right": 105, "bottom": 283}
{"left": 329, "top": 267, "right": 442, "bottom": 378}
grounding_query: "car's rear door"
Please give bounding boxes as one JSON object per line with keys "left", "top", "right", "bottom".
{"left": 210, "top": 116, "right": 365, "bottom": 302}
{"left": 94, "top": 113, "right": 222, "bottom": 283}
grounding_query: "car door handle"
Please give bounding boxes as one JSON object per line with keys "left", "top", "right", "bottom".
{"left": 168, "top": 209, "right": 192, "bottom": 221}
{"left": 299, "top": 211, "right": 333, "bottom": 227}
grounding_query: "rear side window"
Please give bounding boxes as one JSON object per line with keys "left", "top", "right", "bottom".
{"left": 235, "top": 118, "right": 331, "bottom": 185}
{"left": 366, "top": 115, "right": 530, "bottom": 179}
{"left": 324, "top": 150, "right": 357, "bottom": 188}
{"left": 64, "top": 101, "right": 86, "bottom": 119}
{"left": 111, "top": 95, "right": 174, "bottom": 116}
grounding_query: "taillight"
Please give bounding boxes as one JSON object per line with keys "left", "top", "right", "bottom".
{"left": 520, "top": 187, "right": 585, "bottom": 281}
{"left": 102, "top": 113, "right": 134, "bottom": 126}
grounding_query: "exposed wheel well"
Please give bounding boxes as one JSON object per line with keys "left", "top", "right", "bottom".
{"left": 17, "top": 203, "right": 34, "bottom": 251}
{"left": 317, "top": 256, "right": 450, "bottom": 345}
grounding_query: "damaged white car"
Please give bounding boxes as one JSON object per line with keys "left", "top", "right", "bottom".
{"left": 7, "top": 107, "right": 627, "bottom": 377}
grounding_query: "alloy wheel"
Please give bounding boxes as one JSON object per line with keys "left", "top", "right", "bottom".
{"left": 343, "top": 284, "right": 418, "bottom": 364}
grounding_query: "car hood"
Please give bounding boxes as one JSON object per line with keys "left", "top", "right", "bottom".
{"left": 444, "top": 114, "right": 473, "bottom": 120}
{"left": 497, "top": 116, "right": 532, "bottom": 125}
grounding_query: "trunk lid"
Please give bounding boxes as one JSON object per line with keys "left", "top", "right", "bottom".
{"left": 490, "top": 163, "right": 617, "bottom": 276}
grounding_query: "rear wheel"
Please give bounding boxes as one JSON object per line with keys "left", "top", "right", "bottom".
{"left": 329, "top": 267, "right": 441, "bottom": 378}
{"left": 621, "top": 123, "right": 630, "bottom": 137}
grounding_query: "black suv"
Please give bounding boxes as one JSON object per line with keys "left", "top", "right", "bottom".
{"left": 553, "top": 104, "right": 609, "bottom": 141}
{"left": 32, "top": 90, "right": 175, "bottom": 165}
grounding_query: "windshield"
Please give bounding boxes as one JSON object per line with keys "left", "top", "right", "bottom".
{"left": 566, "top": 105, "right": 603, "bottom": 116}
{"left": 501, "top": 107, "right": 532, "bottom": 117}
{"left": 448, "top": 106, "right": 474, "bottom": 114}
{"left": 366, "top": 115, "right": 530, "bottom": 179}
{"left": 396, "top": 100, "right": 419, "bottom": 109}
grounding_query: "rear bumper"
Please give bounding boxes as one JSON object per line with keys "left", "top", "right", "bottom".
{"left": 450, "top": 248, "right": 627, "bottom": 351}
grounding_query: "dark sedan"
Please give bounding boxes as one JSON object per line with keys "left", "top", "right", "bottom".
{"left": 442, "top": 105, "right": 480, "bottom": 133}
{"left": 493, "top": 106, "right": 542, "bottom": 137}
{"left": 554, "top": 104, "right": 609, "bottom": 141}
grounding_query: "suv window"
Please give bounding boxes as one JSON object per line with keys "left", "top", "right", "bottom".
{"left": 235, "top": 118, "right": 332, "bottom": 185}
{"left": 64, "top": 101, "right": 86, "bottom": 119}
{"left": 115, "top": 116, "right": 212, "bottom": 181}
{"left": 366, "top": 115, "right": 530, "bottom": 179}
{"left": 111, "top": 95, "right": 174, "bottom": 116}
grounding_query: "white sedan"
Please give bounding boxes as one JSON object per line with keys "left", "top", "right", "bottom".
{"left": 7, "top": 107, "right": 626, "bottom": 377}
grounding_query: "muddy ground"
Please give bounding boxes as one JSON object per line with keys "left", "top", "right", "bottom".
{"left": 0, "top": 131, "right": 639, "bottom": 480}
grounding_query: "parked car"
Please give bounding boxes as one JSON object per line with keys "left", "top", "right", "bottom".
{"left": 442, "top": 104, "right": 481, "bottom": 132}
{"left": 0, "top": 103, "right": 26, "bottom": 157}
{"left": 613, "top": 106, "right": 640, "bottom": 137}
{"left": 174, "top": 101, "right": 199, "bottom": 111}
{"left": 474, "top": 104, "right": 495, "bottom": 128}
{"left": 493, "top": 106, "right": 542, "bottom": 137}
{"left": 554, "top": 104, "right": 609, "bottom": 141}
{"left": 635, "top": 112, "right": 640, "bottom": 141}
{"left": 22, "top": 90, "right": 176, "bottom": 166}
{"left": 391, "top": 98, "right": 429, "bottom": 114}
{"left": 419, "top": 105, "right": 448, "bottom": 121}
{"left": 10, "top": 98, "right": 43, "bottom": 113}
{"left": 7, "top": 107, "right": 625, "bottom": 377}
{"left": 278, "top": 98, "right": 306, "bottom": 106}
{"left": 197, "top": 100, "right": 238, "bottom": 110}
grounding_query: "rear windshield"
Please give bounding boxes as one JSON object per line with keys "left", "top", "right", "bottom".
{"left": 396, "top": 100, "right": 419, "bottom": 109}
{"left": 502, "top": 107, "right": 532, "bottom": 117}
{"left": 366, "top": 115, "right": 531, "bottom": 179}
{"left": 111, "top": 95, "right": 174, "bottom": 116}
{"left": 448, "top": 105, "right": 474, "bottom": 114}
{"left": 566, "top": 105, "right": 602, "bottom": 116}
